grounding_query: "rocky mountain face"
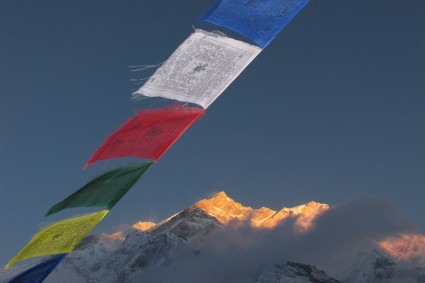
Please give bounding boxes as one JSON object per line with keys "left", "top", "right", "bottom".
{"left": 341, "top": 247, "right": 425, "bottom": 283}
{"left": 256, "top": 261, "right": 341, "bottom": 283}
{"left": 3, "top": 191, "right": 424, "bottom": 283}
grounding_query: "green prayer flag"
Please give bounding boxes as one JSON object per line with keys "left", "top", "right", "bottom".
{"left": 45, "top": 163, "right": 152, "bottom": 217}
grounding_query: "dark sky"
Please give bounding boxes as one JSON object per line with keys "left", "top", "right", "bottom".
{"left": 1, "top": 0, "right": 424, "bottom": 268}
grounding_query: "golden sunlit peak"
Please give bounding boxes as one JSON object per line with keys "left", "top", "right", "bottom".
{"left": 193, "top": 191, "right": 329, "bottom": 231}
{"left": 100, "top": 231, "right": 125, "bottom": 242}
{"left": 100, "top": 222, "right": 157, "bottom": 242}
{"left": 132, "top": 221, "right": 157, "bottom": 232}
{"left": 194, "top": 191, "right": 253, "bottom": 224}
{"left": 212, "top": 191, "right": 230, "bottom": 200}
{"left": 254, "top": 202, "right": 329, "bottom": 231}
{"left": 280, "top": 202, "right": 329, "bottom": 215}
{"left": 250, "top": 207, "right": 277, "bottom": 228}
{"left": 378, "top": 233, "right": 425, "bottom": 261}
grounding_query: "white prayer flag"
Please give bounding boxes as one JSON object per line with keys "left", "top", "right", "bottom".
{"left": 133, "top": 30, "right": 262, "bottom": 109}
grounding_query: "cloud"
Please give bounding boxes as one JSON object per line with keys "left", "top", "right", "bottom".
{"left": 137, "top": 197, "right": 418, "bottom": 282}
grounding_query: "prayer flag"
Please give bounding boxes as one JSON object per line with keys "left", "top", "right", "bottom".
{"left": 8, "top": 254, "right": 66, "bottom": 283}
{"left": 85, "top": 105, "right": 204, "bottom": 167}
{"left": 5, "top": 210, "right": 108, "bottom": 269}
{"left": 45, "top": 163, "right": 152, "bottom": 217}
{"left": 133, "top": 30, "right": 261, "bottom": 108}
{"left": 198, "top": 0, "right": 310, "bottom": 48}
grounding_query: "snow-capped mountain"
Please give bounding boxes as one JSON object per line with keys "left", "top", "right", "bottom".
{"left": 340, "top": 247, "right": 425, "bottom": 283}
{"left": 255, "top": 261, "right": 341, "bottom": 283}
{"left": 2, "top": 191, "right": 424, "bottom": 283}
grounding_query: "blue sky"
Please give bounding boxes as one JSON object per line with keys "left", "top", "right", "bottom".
{"left": 1, "top": 0, "right": 424, "bottom": 268}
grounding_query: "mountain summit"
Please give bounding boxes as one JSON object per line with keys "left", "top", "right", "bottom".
{"left": 193, "top": 191, "right": 329, "bottom": 231}
{"left": 194, "top": 191, "right": 252, "bottom": 224}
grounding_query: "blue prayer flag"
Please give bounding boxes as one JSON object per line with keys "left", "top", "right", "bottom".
{"left": 198, "top": 0, "right": 310, "bottom": 48}
{"left": 9, "top": 254, "right": 66, "bottom": 283}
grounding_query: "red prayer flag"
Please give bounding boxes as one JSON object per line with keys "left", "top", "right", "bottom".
{"left": 85, "top": 105, "right": 204, "bottom": 167}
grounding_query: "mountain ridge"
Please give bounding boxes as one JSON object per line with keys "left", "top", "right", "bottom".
{"left": 2, "top": 191, "right": 424, "bottom": 283}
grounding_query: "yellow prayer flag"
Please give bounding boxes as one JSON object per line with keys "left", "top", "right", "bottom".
{"left": 5, "top": 210, "right": 108, "bottom": 269}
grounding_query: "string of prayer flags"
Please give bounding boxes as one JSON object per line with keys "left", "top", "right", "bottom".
{"left": 8, "top": 254, "right": 66, "bottom": 283}
{"left": 85, "top": 105, "right": 204, "bottom": 167}
{"left": 5, "top": 210, "right": 108, "bottom": 269}
{"left": 198, "top": 0, "right": 310, "bottom": 48}
{"left": 5, "top": 0, "right": 312, "bottom": 276}
{"left": 133, "top": 29, "right": 261, "bottom": 108}
{"left": 45, "top": 163, "right": 153, "bottom": 217}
